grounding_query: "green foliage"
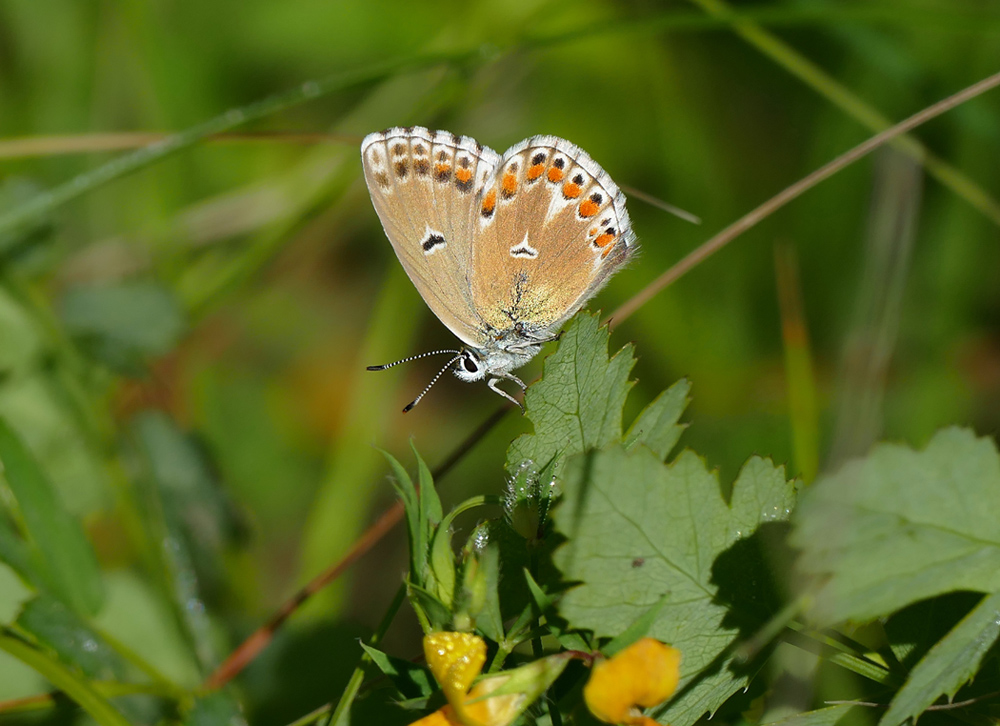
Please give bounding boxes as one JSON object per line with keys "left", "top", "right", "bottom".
{"left": 506, "top": 312, "right": 637, "bottom": 480}
{"left": 1, "top": 4, "right": 999, "bottom": 724}
{"left": 880, "top": 591, "right": 1000, "bottom": 726}
{"left": 16, "top": 596, "right": 129, "bottom": 681}
{"left": 793, "top": 427, "right": 1000, "bottom": 623}
{"left": 531, "top": 315, "right": 795, "bottom": 725}
{"left": 59, "top": 282, "right": 186, "bottom": 375}
{"left": 373, "top": 314, "right": 1000, "bottom": 726}
{"left": 0, "top": 417, "right": 104, "bottom": 616}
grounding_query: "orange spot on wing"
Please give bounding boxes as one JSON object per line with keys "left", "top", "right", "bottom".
{"left": 563, "top": 182, "right": 582, "bottom": 199}
{"left": 579, "top": 199, "right": 599, "bottom": 217}
{"left": 482, "top": 189, "right": 497, "bottom": 213}
{"left": 435, "top": 162, "right": 451, "bottom": 175}
{"left": 502, "top": 173, "right": 518, "bottom": 196}
{"left": 527, "top": 163, "right": 545, "bottom": 181}
{"left": 594, "top": 233, "right": 615, "bottom": 248}
{"left": 547, "top": 167, "right": 564, "bottom": 182}
{"left": 602, "top": 243, "right": 616, "bottom": 258}
{"left": 455, "top": 167, "right": 473, "bottom": 183}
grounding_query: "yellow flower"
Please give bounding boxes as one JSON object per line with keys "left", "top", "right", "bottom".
{"left": 414, "top": 632, "right": 523, "bottom": 726}
{"left": 584, "top": 638, "right": 681, "bottom": 726}
{"left": 412, "top": 631, "right": 570, "bottom": 726}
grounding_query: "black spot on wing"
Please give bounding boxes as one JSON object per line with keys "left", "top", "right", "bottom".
{"left": 422, "top": 233, "right": 446, "bottom": 252}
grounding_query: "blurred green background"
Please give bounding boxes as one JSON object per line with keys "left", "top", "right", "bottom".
{"left": 1, "top": 0, "right": 999, "bottom": 723}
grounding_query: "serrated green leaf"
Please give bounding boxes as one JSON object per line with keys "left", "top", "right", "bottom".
{"left": 792, "top": 427, "right": 1000, "bottom": 624}
{"left": 880, "top": 590, "right": 1000, "bottom": 726}
{"left": 0, "top": 416, "right": 103, "bottom": 616}
{"left": 554, "top": 444, "right": 794, "bottom": 726}
{"left": 506, "top": 311, "right": 635, "bottom": 478}
{"left": 360, "top": 642, "right": 435, "bottom": 699}
{"left": 625, "top": 379, "right": 690, "bottom": 461}
{"left": 16, "top": 595, "right": 129, "bottom": 681}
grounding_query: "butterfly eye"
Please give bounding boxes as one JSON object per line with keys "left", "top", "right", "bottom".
{"left": 463, "top": 357, "right": 479, "bottom": 373}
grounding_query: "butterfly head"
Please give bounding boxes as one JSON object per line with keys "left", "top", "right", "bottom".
{"left": 452, "top": 344, "right": 538, "bottom": 383}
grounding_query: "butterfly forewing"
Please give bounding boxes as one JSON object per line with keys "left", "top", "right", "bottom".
{"left": 470, "top": 136, "right": 635, "bottom": 337}
{"left": 361, "top": 128, "right": 500, "bottom": 347}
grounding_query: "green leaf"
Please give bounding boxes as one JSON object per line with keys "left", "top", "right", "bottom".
{"left": 16, "top": 595, "right": 129, "bottom": 681}
{"left": 360, "top": 642, "right": 435, "bottom": 699}
{"left": 0, "top": 512, "right": 44, "bottom": 587}
{"left": 130, "top": 412, "right": 227, "bottom": 670}
{"left": 624, "top": 378, "right": 691, "bottom": 461}
{"left": 763, "top": 704, "right": 860, "bottom": 726}
{"left": 522, "top": 568, "right": 589, "bottom": 652}
{"left": 184, "top": 691, "right": 247, "bottom": 726}
{"left": 381, "top": 445, "right": 446, "bottom": 608}
{"left": 0, "top": 416, "right": 103, "bottom": 615}
{"left": 59, "top": 281, "right": 186, "bottom": 374}
{"left": 380, "top": 448, "right": 423, "bottom": 579}
{"left": 602, "top": 593, "right": 670, "bottom": 658}
{"left": 414, "top": 442, "right": 443, "bottom": 525}
{"left": 0, "top": 628, "right": 130, "bottom": 726}
{"left": 880, "top": 590, "right": 1000, "bottom": 726}
{"left": 506, "top": 311, "right": 635, "bottom": 479}
{"left": 429, "top": 520, "right": 456, "bottom": 607}
{"left": 553, "top": 444, "right": 795, "bottom": 726}
{"left": 459, "top": 531, "right": 503, "bottom": 642}
{"left": 792, "top": 427, "right": 1000, "bottom": 624}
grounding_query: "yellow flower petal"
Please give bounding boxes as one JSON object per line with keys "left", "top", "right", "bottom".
{"left": 424, "top": 632, "right": 487, "bottom": 705}
{"left": 409, "top": 707, "right": 464, "bottom": 726}
{"left": 457, "top": 675, "right": 524, "bottom": 726}
{"left": 584, "top": 639, "right": 681, "bottom": 725}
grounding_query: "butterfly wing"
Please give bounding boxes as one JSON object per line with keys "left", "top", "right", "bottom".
{"left": 361, "top": 127, "right": 501, "bottom": 347}
{"left": 470, "top": 135, "right": 635, "bottom": 338}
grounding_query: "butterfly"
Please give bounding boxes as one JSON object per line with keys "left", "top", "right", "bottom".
{"left": 361, "top": 127, "right": 636, "bottom": 412}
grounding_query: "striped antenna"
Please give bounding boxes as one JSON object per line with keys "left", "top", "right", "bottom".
{"left": 402, "top": 354, "right": 465, "bottom": 413}
{"left": 366, "top": 349, "right": 462, "bottom": 372}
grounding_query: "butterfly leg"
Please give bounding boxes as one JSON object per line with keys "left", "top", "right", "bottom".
{"left": 503, "top": 372, "right": 527, "bottom": 390}
{"left": 488, "top": 377, "right": 525, "bottom": 413}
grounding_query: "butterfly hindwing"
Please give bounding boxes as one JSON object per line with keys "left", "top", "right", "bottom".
{"left": 470, "top": 135, "right": 635, "bottom": 338}
{"left": 361, "top": 128, "right": 501, "bottom": 347}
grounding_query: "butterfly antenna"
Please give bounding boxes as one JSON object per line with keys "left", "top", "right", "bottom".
{"left": 402, "top": 354, "right": 464, "bottom": 413}
{"left": 366, "top": 349, "right": 462, "bottom": 372}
